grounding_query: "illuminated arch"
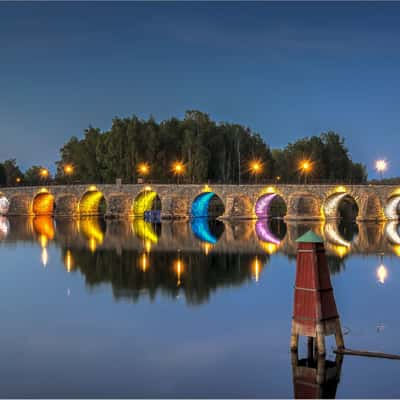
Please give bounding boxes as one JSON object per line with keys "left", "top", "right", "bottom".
{"left": 132, "top": 218, "right": 159, "bottom": 243}
{"left": 32, "top": 191, "right": 55, "bottom": 216}
{"left": 132, "top": 190, "right": 161, "bottom": 217}
{"left": 324, "top": 192, "right": 359, "bottom": 220}
{"left": 79, "top": 188, "right": 106, "bottom": 216}
{"left": 0, "top": 194, "right": 9, "bottom": 215}
{"left": 191, "top": 218, "right": 223, "bottom": 244}
{"left": 255, "top": 193, "right": 287, "bottom": 218}
{"left": 191, "top": 192, "right": 225, "bottom": 218}
{"left": 385, "top": 194, "right": 400, "bottom": 220}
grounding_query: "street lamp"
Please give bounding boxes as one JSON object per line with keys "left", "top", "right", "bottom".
{"left": 249, "top": 160, "right": 263, "bottom": 184}
{"left": 137, "top": 163, "right": 150, "bottom": 183}
{"left": 40, "top": 168, "right": 49, "bottom": 184}
{"left": 172, "top": 162, "right": 185, "bottom": 185}
{"left": 64, "top": 164, "right": 74, "bottom": 183}
{"left": 375, "top": 159, "right": 387, "bottom": 181}
{"left": 299, "top": 160, "right": 312, "bottom": 184}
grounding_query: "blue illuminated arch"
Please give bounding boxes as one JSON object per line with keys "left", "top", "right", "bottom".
{"left": 191, "top": 218, "right": 218, "bottom": 244}
{"left": 191, "top": 192, "right": 220, "bottom": 218}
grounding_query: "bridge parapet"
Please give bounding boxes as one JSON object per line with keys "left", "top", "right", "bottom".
{"left": 0, "top": 184, "right": 400, "bottom": 220}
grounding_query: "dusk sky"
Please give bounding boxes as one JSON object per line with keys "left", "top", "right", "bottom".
{"left": 0, "top": 2, "right": 399, "bottom": 178}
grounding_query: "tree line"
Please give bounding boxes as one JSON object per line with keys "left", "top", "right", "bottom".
{"left": 0, "top": 110, "right": 367, "bottom": 186}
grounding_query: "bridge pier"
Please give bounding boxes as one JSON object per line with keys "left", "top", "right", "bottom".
{"left": 160, "top": 196, "right": 190, "bottom": 220}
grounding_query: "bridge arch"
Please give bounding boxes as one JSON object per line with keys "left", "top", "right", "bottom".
{"left": 8, "top": 194, "right": 32, "bottom": 215}
{"left": 323, "top": 192, "right": 360, "bottom": 220}
{"left": 286, "top": 192, "right": 322, "bottom": 220}
{"left": 191, "top": 191, "right": 225, "bottom": 218}
{"left": 384, "top": 190, "right": 400, "bottom": 220}
{"left": 255, "top": 193, "right": 287, "bottom": 219}
{"left": 79, "top": 187, "right": 107, "bottom": 216}
{"left": 132, "top": 189, "right": 161, "bottom": 218}
{"left": 0, "top": 193, "right": 10, "bottom": 215}
{"left": 32, "top": 190, "right": 55, "bottom": 216}
{"left": 55, "top": 194, "right": 78, "bottom": 217}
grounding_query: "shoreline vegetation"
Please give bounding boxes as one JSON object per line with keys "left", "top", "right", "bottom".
{"left": 0, "top": 110, "right": 377, "bottom": 186}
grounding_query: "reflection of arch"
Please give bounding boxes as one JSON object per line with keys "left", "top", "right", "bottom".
{"left": 0, "top": 216, "right": 9, "bottom": 239}
{"left": 255, "top": 220, "right": 281, "bottom": 245}
{"left": 255, "top": 193, "right": 287, "bottom": 218}
{"left": 191, "top": 192, "right": 225, "bottom": 218}
{"left": 32, "top": 191, "right": 55, "bottom": 215}
{"left": 324, "top": 193, "right": 359, "bottom": 220}
{"left": 385, "top": 221, "right": 400, "bottom": 245}
{"left": 132, "top": 219, "right": 159, "bottom": 243}
{"left": 79, "top": 189, "right": 106, "bottom": 216}
{"left": 33, "top": 216, "right": 55, "bottom": 240}
{"left": 133, "top": 190, "right": 161, "bottom": 217}
{"left": 324, "top": 222, "right": 351, "bottom": 247}
{"left": 191, "top": 218, "right": 219, "bottom": 244}
{"left": 385, "top": 194, "right": 400, "bottom": 220}
{"left": 0, "top": 194, "right": 10, "bottom": 215}
{"left": 79, "top": 217, "right": 105, "bottom": 251}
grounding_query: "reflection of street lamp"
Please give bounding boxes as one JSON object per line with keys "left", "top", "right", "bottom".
{"left": 299, "top": 160, "right": 312, "bottom": 184}
{"left": 174, "top": 249, "right": 184, "bottom": 287}
{"left": 377, "top": 253, "right": 388, "bottom": 284}
{"left": 249, "top": 160, "right": 263, "bottom": 184}
{"left": 172, "top": 162, "right": 185, "bottom": 185}
{"left": 375, "top": 159, "right": 387, "bottom": 181}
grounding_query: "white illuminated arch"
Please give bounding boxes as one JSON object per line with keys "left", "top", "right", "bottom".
{"left": 385, "top": 196, "right": 400, "bottom": 220}
{"left": 0, "top": 196, "right": 10, "bottom": 215}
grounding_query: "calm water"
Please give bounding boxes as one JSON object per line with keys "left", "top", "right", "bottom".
{"left": 0, "top": 216, "right": 400, "bottom": 398}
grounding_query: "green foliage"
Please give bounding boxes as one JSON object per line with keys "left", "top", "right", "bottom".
{"left": 2, "top": 159, "right": 22, "bottom": 186}
{"left": 0, "top": 163, "right": 6, "bottom": 185}
{"left": 24, "top": 165, "right": 52, "bottom": 185}
{"left": 55, "top": 110, "right": 276, "bottom": 184}
{"left": 273, "top": 131, "right": 367, "bottom": 183}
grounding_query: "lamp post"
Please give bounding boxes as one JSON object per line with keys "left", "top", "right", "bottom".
{"left": 249, "top": 160, "right": 263, "bottom": 184}
{"left": 64, "top": 164, "right": 74, "bottom": 184}
{"left": 172, "top": 162, "right": 185, "bottom": 185}
{"left": 299, "top": 161, "right": 311, "bottom": 184}
{"left": 137, "top": 163, "right": 150, "bottom": 183}
{"left": 375, "top": 159, "right": 387, "bottom": 181}
{"left": 40, "top": 168, "right": 49, "bottom": 185}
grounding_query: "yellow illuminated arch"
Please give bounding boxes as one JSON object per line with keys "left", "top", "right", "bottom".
{"left": 132, "top": 219, "right": 159, "bottom": 243}
{"left": 32, "top": 192, "right": 55, "bottom": 215}
{"left": 132, "top": 190, "right": 159, "bottom": 217}
{"left": 79, "top": 190, "right": 106, "bottom": 216}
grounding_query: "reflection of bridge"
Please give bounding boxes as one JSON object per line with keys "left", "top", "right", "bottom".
{"left": 1, "top": 216, "right": 399, "bottom": 258}
{"left": 1, "top": 184, "right": 400, "bottom": 220}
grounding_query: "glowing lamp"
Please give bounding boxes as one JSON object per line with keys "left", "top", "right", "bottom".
{"left": 335, "top": 186, "right": 347, "bottom": 194}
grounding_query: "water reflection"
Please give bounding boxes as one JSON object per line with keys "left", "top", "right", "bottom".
{"left": 0, "top": 216, "right": 400, "bottom": 304}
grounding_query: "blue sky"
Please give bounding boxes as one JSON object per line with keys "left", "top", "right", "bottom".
{"left": 0, "top": 2, "right": 399, "bottom": 178}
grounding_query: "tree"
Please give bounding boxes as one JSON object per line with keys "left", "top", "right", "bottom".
{"left": 3, "top": 159, "right": 22, "bottom": 186}
{"left": 24, "top": 166, "right": 52, "bottom": 186}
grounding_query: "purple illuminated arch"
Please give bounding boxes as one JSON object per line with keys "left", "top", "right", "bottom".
{"left": 255, "top": 220, "right": 281, "bottom": 245}
{"left": 255, "top": 193, "right": 278, "bottom": 218}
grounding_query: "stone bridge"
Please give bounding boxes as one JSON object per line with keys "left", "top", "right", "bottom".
{"left": 0, "top": 183, "right": 400, "bottom": 221}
